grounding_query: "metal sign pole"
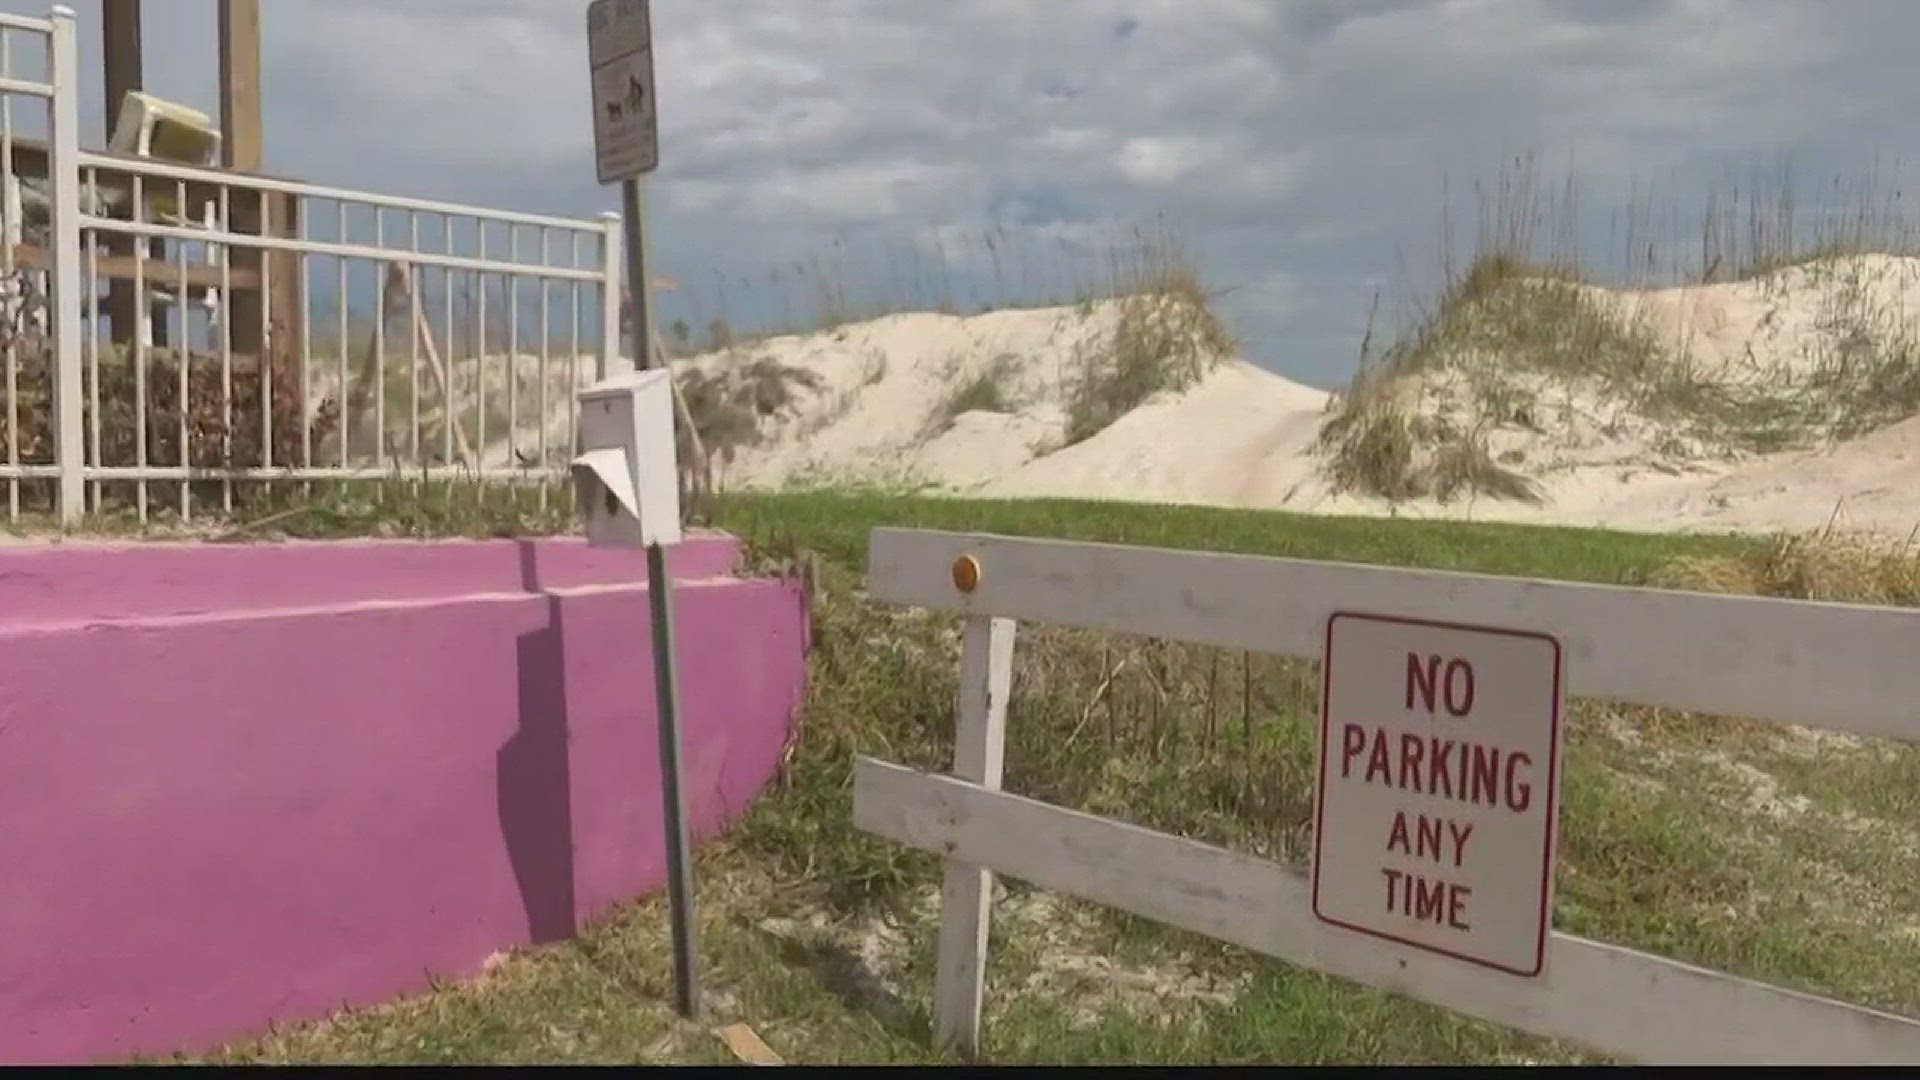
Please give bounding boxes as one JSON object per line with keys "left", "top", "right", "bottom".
{"left": 626, "top": 175, "right": 700, "bottom": 1021}
{"left": 588, "top": 0, "right": 696, "bottom": 1021}
{"left": 646, "top": 533, "right": 700, "bottom": 1021}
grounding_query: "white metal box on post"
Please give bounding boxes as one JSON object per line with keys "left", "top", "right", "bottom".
{"left": 570, "top": 368, "right": 682, "bottom": 548}
{"left": 588, "top": 0, "right": 701, "bottom": 1024}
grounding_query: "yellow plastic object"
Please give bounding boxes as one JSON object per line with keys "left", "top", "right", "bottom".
{"left": 107, "top": 92, "right": 223, "bottom": 223}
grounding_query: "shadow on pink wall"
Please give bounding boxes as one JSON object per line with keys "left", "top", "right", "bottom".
{"left": 503, "top": 548, "right": 580, "bottom": 947}
{"left": 0, "top": 534, "right": 810, "bottom": 1064}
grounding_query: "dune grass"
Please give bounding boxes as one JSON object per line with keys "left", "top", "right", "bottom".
{"left": 1317, "top": 159, "right": 1920, "bottom": 505}
{"left": 921, "top": 351, "right": 1021, "bottom": 441}
{"left": 660, "top": 214, "right": 1224, "bottom": 357}
{"left": 668, "top": 220, "right": 1237, "bottom": 483}
{"left": 43, "top": 485, "right": 1901, "bottom": 1066}
{"left": 1314, "top": 256, "right": 1658, "bottom": 504}
{"left": 1060, "top": 228, "right": 1235, "bottom": 446}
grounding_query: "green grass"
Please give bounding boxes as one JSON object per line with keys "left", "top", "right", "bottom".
{"left": 706, "top": 489, "right": 1750, "bottom": 583}
{"left": 55, "top": 486, "right": 1913, "bottom": 1065}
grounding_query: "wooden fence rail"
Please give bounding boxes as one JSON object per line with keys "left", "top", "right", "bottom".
{"left": 851, "top": 527, "right": 1920, "bottom": 1065}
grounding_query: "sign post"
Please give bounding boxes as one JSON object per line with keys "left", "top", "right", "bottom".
{"left": 587, "top": 0, "right": 699, "bottom": 1021}
{"left": 1311, "top": 613, "right": 1564, "bottom": 979}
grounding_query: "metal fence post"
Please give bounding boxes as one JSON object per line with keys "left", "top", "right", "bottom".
{"left": 598, "top": 211, "right": 627, "bottom": 380}
{"left": 46, "top": 6, "right": 84, "bottom": 525}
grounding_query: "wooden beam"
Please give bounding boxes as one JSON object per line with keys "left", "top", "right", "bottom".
{"left": 101, "top": 0, "right": 149, "bottom": 346}
{"left": 219, "top": 0, "right": 302, "bottom": 447}
{"left": 853, "top": 758, "right": 1920, "bottom": 1065}
{"left": 221, "top": 0, "right": 265, "bottom": 363}
{"left": 865, "top": 528, "right": 1920, "bottom": 741}
{"left": 216, "top": 0, "right": 263, "bottom": 170}
{"left": 102, "top": 0, "right": 143, "bottom": 140}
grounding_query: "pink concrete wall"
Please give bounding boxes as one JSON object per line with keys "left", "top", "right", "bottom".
{"left": 0, "top": 536, "right": 810, "bottom": 1064}
{"left": 0, "top": 532, "right": 746, "bottom": 625}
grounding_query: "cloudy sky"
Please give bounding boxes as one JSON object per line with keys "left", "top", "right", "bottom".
{"left": 9, "top": 0, "right": 1920, "bottom": 386}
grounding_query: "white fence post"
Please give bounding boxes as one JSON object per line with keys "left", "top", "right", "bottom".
{"left": 598, "top": 210, "right": 626, "bottom": 379}
{"left": 932, "top": 614, "right": 1016, "bottom": 1058}
{"left": 45, "top": 5, "right": 84, "bottom": 524}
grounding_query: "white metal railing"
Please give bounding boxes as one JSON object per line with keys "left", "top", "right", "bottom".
{"left": 853, "top": 528, "right": 1920, "bottom": 1065}
{"left": 0, "top": 7, "right": 76, "bottom": 523}
{"left": 0, "top": 6, "right": 627, "bottom": 525}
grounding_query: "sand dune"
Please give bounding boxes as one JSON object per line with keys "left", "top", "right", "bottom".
{"left": 1603, "top": 414, "right": 1920, "bottom": 534}
{"left": 425, "top": 254, "right": 1920, "bottom": 539}
{"left": 670, "top": 305, "right": 1105, "bottom": 491}
{"left": 982, "top": 361, "right": 1330, "bottom": 506}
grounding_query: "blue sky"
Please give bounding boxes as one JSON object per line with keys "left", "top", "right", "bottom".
{"left": 7, "top": 0, "right": 1920, "bottom": 387}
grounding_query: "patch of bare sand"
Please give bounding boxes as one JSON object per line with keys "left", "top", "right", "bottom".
{"left": 981, "top": 360, "right": 1330, "bottom": 506}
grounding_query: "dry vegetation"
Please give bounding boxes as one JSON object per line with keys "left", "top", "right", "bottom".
{"left": 1314, "top": 255, "right": 1659, "bottom": 504}
{"left": 1655, "top": 523, "right": 1920, "bottom": 605}
{"left": 675, "top": 355, "right": 826, "bottom": 467}
{"left": 920, "top": 350, "right": 1021, "bottom": 441}
{"left": 1061, "top": 242, "right": 1234, "bottom": 446}
{"left": 0, "top": 338, "right": 332, "bottom": 516}
{"left": 1316, "top": 159, "right": 1920, "bottom": 505}
{"left": 665, "top": 222, "right": 1236, "bottom": 489}
{"left": 662, "top": 220, "right": 1211, "bottom": 357}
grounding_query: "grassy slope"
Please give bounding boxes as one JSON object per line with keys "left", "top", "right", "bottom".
{"left": 708, "top": 490, "right": 1734, "bottom": 583}
{"left": 145, "top": 490, "right": 1920, "bottom": 1066}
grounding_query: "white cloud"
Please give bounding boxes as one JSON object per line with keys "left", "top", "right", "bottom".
{"left": 1116, "top": 138, "right": 1200, "bottom": 188}
{"left": 4, "top": 0, "right": 1919, "bottom": 385}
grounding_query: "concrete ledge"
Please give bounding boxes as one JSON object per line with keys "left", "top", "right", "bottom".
{"left": 0, "top": 532, "right": 746, "bottom": 627}
{"left": 0, "top": 535, "right": 810, "bottom": 1064}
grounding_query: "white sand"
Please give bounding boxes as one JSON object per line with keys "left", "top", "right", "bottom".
{"left": 1594, "top": 254, "right": 1920, "bottom": 386}
{"left": 670, "top": 306, "right": 1103, "bottom": 491}
{"left": 982, "top": 361, "right": 1331, "bottom": 507}
{"left": 436, "top": 254, "right": 1920, "bottom": 539}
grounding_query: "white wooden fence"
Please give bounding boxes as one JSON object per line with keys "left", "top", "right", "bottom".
{"left": 851, "top": 527, "right": 1920, "bottom": 1065}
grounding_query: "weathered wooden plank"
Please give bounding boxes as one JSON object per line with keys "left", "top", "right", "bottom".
{"left": 866, "top": 529, "right": 1920, "bottom": 742}
{"left": 853, "top": 758, "right": 1920, "bottom": 1065}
